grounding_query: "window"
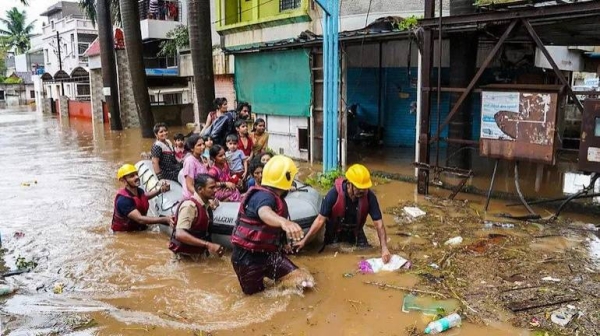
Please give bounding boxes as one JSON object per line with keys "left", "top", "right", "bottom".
{"left": 78, "top": 43, "right": 89, "bottom": 56}
{"left": 71, "top": 34, "right": 76, "bottom": 58}
{"left": 51, "top": 20, "right": 54, "bottom": 30}
{"left": 0, "top": 90, "right": 4, "bottom": 101}
{"left": 163, "top": 93, "right": 182, "bottom": 105}
{"left": 45, "top": 49, "right": 50, "bottom": 64}
{"left": 280, "top": 0, "right": 301, "bottom": 11}
{"left": 298, "top": 127, "right": 309, "bottom": 151}
{"left": 30, "top": 91, "right": 36, "bottom": 99}
{"left": 76, "top": 84, "right": 91, "bottom": 97}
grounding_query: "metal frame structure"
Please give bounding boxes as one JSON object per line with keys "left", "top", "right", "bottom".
{"left": 416, "top": 0, "right": 600, "bottom": 196}
{"left": 313, "top": 0, "right": 340, "bottom": 172}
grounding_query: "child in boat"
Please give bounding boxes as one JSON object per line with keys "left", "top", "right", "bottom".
{"left": 246, "top": 158, "right": 264, "bottom": 190}
{"left": 257, "top": 152, "right": 272, "bottom": 165}
{"left": 208, "top": 145, "right": 241, "bottom": 202}
{"left": 225, "top": 134, "right": 248, "bottom": 182}
{"left": 202, "top": 135, "right": 213, "bottom": 167}
{"left": 174, "top": 133, "right": 186, "bottom": 163}
{"left": 235, "top": 120, "right": 253, "bottom": 159}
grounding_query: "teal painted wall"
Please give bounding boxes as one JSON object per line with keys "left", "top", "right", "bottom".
{"left": 235, "top": 49, "right": 311, "bottom": 117}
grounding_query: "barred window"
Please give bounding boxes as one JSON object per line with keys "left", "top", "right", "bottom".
{"left": 280, "top": 0, "right": 301, "bottom": 11}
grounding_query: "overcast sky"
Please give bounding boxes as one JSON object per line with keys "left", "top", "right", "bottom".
{"left": 0, "top": 0, "right": 75, "bottom": 35}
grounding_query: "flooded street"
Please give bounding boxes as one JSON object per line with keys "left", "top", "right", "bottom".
{"left": 0, "top": 107, "right": 597, "bottom": 335}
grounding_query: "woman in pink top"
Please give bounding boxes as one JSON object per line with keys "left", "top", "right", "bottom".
{"left": 181, "top": 135, "right": 207, "bottom": 199}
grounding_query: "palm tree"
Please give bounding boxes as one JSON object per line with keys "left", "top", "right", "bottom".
{"left": 120, "top": 0, "right": 155, "bottom": 137}
{"left": 189, "top": 0, "right": 215, "bottom": 123}
{"left": 0, "top": 7, "right": 36, "bottom": 54}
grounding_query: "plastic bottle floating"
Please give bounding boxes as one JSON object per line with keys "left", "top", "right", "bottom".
{"left": 424, "top": 313, "right": 462, "bottom": 334}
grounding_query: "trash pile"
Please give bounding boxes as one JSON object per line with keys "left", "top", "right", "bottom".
{"left": 383, "top": 196, "right": 600, "bottom": 335}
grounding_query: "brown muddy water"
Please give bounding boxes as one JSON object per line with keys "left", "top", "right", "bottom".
{"left": 1, "top": 107, "right": 596, "bottom": 335}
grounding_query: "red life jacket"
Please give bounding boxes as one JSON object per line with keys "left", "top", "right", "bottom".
{"left": 169, "top": 197, "right": 212, "bottom": 255}
{"left": 111, "top": 188, "right": 150, "bottom": 232}
{"left": 231, "top": 186, "right": 288, "bottom": 253}
{"left": 328, "top": 178, "right": 369, "bottom": 235}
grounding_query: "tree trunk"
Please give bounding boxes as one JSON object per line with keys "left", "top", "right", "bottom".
{"left": 97, "top": 0, "right": 122, "bottom": 130}
{"left": 189, "top": 0, "right": 215, "bottom": 123}
{"left": 447, "top": 0, "right": 477, "bottom": 168}
{"left": 120, "top": 0, "right": 154, "bottom": 138}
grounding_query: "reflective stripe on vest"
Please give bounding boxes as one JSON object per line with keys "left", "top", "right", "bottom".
{"left": 231, "top": 186, "right": 288, "bottom": 253}
{"left": 328, "top": 178, "right": 369, "bottom": 234}
{"left": 111, "top": 188, "right": 150, "bottom": 232}
{"left": 169, "top": 198, "right": 212, "bottom": 255}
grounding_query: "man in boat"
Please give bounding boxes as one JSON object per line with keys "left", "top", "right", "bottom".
{"left": 169, "top": 174, "right": 225, "bottom": 258}
{"left": 230, "top": 155, "right": 312, "bottom": 295}
{"left": 294, "top": 164, "right": 391, "bottom": 263}
{"left": 112, "top": 164, "right": 174, "bottom": 232}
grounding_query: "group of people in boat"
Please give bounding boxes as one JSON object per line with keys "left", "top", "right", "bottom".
{"left": 111, "top": 100, "right": 390, "bottom": 295}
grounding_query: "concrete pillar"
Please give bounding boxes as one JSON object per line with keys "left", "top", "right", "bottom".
{"left": 59, "top": 96, "right": 69, "bottom": 117}
{"left": 90, "top": 69, "right": 105, "bottom": 123}
{"left": 41, "top": 98, "right": 52, "bottom": 114}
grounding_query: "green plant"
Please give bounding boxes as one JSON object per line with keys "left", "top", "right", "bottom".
{"left": 398, "top": 15, "right": 419, "bottom": 31}
{"left": 305, "top": 169, "right": 344, "bottom": 190}
{"left": 158, "top": 25, "right": 189, "bottom": 57}
{"left": 264, "top": 147, "right": 277, "bottom": 157}
{"left": 3, "top": 76, "right": 22, "bottom": 84}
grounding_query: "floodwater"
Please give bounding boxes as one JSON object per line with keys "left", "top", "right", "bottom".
{"left": 2, "top": 107, "right": 592, "bottom": 335}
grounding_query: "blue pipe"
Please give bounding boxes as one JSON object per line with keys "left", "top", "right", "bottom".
{"left": 316, "top": 0, "right": 339, "bottom": 173}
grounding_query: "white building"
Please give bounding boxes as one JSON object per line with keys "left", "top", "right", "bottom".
{"left": 39, "top": 1, "right": 96, "bottom": 100}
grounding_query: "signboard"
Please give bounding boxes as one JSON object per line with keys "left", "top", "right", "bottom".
{"left": 479, "top": 90, "right": 558, "bottom": 164}
{"left": 579, "top": 99, "right": 600, "bottom": 172}
{"left": 145, "top": 68, "right": 178, "bottom": 77}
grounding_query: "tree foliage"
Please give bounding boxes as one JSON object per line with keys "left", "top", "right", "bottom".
{"left": 78, "top": 0, "right": 122, "bottom": 26}
{"left": 158, "top": 25, "right": 189, "bottom": 57}
{"left": 0, "top": 7, "right": 36, "bottom": 54}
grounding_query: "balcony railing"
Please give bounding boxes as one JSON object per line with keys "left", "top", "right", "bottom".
{"left": 138, "top": 0, "right": 181, "bottom": 22}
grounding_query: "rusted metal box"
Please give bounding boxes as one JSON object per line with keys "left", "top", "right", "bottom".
{"left": 479, "top": 85, "right": 561, "bottom": 165}
{"left": 578, "top": 99, "right": 600, "bottom": 173}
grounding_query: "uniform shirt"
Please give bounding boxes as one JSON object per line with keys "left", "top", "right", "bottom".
{"left": 244, "top": 190, "right": 278, "bottom": 220}
{"left": 115, "top": 188, "right": 146, "bottom": 217}
{"left": 176, "top": 193, "right": 211, "bottom": 230}
{"left": 319, "top": 180, "right": 382, "bottom": 223}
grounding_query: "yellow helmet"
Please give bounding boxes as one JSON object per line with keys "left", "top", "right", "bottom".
{"left": 262, "top": 155, "right": 298, "bottom": 191}
{"left": 345, "top": 164, "right": 372, "bottom": 189}
{"left": 117, "top": 164, "right": 138, "bottom": 180}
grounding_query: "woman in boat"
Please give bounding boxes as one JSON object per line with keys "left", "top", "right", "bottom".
{"left": 200, "top": 98, "right": 228, "bottom": 136}
{"left": 250, "top": 118, "right": 269, "bottom": 156}
{"left": 207, "top": 145, "right": 241, "bottom": 202}
{"left": 181, "top": 134, "right": 207, "bottom": 199}
{"left": 151, "top": 123, "right": 181, "bottom": 182}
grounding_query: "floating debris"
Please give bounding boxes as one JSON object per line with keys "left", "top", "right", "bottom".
{"left": 444, "top": 236, "right": 463, "bottom": 246}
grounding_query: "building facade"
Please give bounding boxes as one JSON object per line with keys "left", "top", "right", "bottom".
{"left": 214, "top": 0, "right": 434, "bottom": 161}
{"left": 39, "top": 1, "right": 96, "bottom": 101}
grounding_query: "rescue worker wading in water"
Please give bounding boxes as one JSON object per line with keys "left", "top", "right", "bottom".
{"left": 169, "top": 174, "right": 225, "bottom": 258}
{"left": 230, "top": 155, "right": 308, "bottom": 295}
{"left": 112, "top": 164, "right": 174, "bottom": 232}
{"left": 294, "top": 164, "right": 391, "bottom": 263}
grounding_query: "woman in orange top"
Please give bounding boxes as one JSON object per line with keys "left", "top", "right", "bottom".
{"left": 250, "top": 118, "right": 269, "bottom": 156}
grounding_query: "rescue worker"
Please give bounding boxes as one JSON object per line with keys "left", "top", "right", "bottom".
{"left": 230, "top": 155, "right": 308, "bottom": 295}
{"left": 169, "top": 174, "right": 224, "bottom": 258}
{"left": 112, "top": 164, "right": 174, "bottom": 232}
{"left": 294, "top": 164, "right": 391, "bottom": 263}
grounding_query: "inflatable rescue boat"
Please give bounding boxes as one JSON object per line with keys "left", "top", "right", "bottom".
{"left": 135, "top": 160, "right": 322, "bottom": 248}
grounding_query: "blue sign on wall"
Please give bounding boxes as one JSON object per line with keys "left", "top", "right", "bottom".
{"left": 145, "top": 68, "right": 178, "bottom": 76}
